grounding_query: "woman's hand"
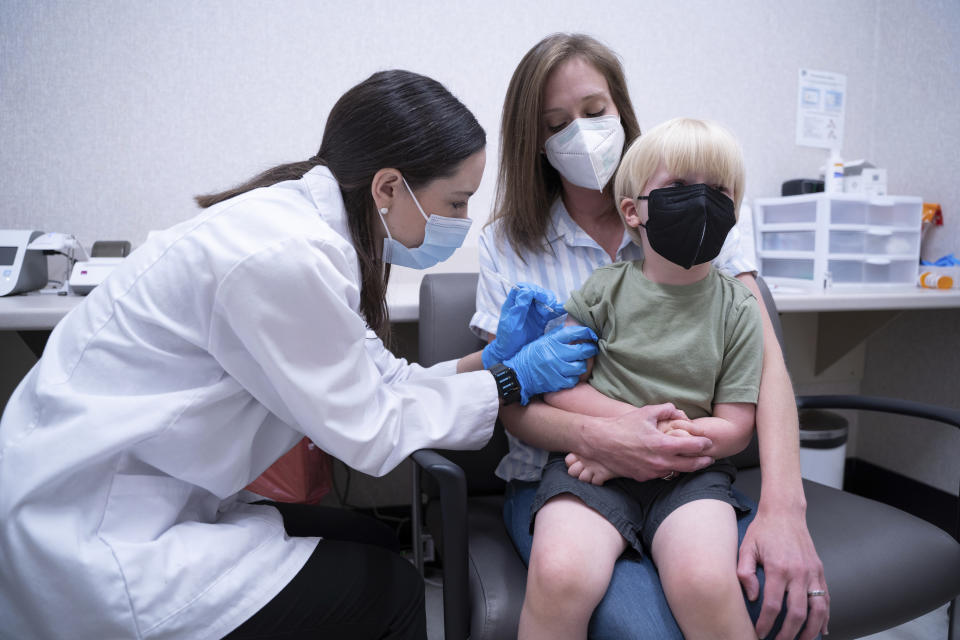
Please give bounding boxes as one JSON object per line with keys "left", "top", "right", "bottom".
{"left": 568, "top": 414, "right": 696, "bottom": 485}
{"left": 579, "top": 404, "right": 715, "bottom": 482}
{"left": 504, "top": 325, "right": 598, "bottom": 404}
{"left": 738, "top": 507, "right": 830, "bottom": 640}
{"left": 481, "top": 283, "right": 566, "bottom": 369}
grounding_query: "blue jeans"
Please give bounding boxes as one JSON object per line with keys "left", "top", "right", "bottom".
{"left": 505, "top": 480, "right": 803, "bottom": 640}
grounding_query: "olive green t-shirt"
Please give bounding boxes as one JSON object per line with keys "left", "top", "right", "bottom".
{"left": 565, "top": 261, "right": 763, "bottom": 419}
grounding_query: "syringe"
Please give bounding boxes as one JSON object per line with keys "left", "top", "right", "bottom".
{"left": 490, "top": 271, "right": 567, "bottom": 330}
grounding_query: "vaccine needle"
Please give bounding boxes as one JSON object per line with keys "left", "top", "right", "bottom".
{"left": 492, "top": 271, "right": 563, "bottom": 315}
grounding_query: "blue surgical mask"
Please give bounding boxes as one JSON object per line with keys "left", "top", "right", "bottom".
{"left": 379, "top": 176, "right": 473, "bottom": 270}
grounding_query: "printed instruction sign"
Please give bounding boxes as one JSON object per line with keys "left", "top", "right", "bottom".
{"left": 796, "top": 68, "right": 847, "bottom": 150}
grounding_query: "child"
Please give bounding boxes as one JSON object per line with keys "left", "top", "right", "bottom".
{"left": 518, "top": 117, "right": 764, "bottom": 640}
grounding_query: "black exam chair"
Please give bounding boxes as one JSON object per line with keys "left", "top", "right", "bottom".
{"left": 411, "top": 272, "right": 960, "bottom": 640}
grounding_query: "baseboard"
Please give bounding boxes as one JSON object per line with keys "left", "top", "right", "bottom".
{"left": 844, "top": 457, "right": 959, "bottom": 538}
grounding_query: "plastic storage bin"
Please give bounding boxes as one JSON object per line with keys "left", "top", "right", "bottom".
{"left": 830, "top": 200, "right": 868, "bottom": 224}
{"left": 753, "top": 194, "right": 922, "bottom": 290}
{"left": 829, "top": 230, "right": 865, "bottom": 253}
{"left": 761, "top": 258, "right": 815, "bottom": 280}
{"left": 761, "top": 231, "right": 816, "bottom": 252}
{"left": 865, "top": 229, "right": 919, "bottom": 255}
{"left": 762, "top": 200, "right": 817, "bottom": 224}
{"left": 828, "top": 260, "right": 864, "bottom": 283}
{"left": 864, "top": 258, "right": 916, "bottom": 284}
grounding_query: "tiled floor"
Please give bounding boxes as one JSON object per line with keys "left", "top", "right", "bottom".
{"left": 424, "top": 573, "right": 950, "bottom": 640}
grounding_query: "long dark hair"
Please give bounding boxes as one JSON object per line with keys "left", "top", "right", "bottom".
{"left": 196, "top": 70, "right": 486, "bottom": 340}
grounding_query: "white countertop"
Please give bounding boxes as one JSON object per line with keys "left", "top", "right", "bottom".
{"left": 0, "top": 292, "right": 79, "bottom": 330}
{"left": 0, "top": 282, "right": 429, "bottom": 330}
{"left": 768, "top": 284, "right": 960, "bottom": 312}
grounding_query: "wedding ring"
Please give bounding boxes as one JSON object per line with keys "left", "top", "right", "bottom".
{"left": 807, "top": 589, "right": 826, "bottom": 597}
{"left": 661, "top": 471, "right": 678, "bottom": 481}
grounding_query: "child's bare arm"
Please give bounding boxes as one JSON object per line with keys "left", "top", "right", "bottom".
{"left": 683, "top": 402, "right": 755, "bottom": 459}
{"left": 543, "top": 382, "right": 636, "bottom": 418}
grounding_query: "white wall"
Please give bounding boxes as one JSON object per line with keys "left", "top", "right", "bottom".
{"left": 3, "top": 0, "right": 959, "bottom": 494}
{"left": 5, "top": 1, "right": 956, "bottom": 253}
{"left": 857, "top": 0, "right": 960, "bottom": 495}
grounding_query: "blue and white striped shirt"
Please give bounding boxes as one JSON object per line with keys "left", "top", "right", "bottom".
{"left": 470, "top": 197, "right": 757, "bottom": 482}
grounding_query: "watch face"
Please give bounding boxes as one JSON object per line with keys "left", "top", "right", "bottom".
{"left": 491, "top": 364, "right": 520, "bottom": 404}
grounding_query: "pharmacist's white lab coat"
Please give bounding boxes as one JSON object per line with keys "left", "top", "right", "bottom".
{"left": 0, "top": 165, "right": 498, "bottom": 640}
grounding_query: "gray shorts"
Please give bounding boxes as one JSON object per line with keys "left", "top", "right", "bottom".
{"left": 530, "top": 453, "right": 751, "bottom": 556}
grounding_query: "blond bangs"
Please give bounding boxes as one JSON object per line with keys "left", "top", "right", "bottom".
{"left": 616, "top": 118, "right": 745, "bottom": 214}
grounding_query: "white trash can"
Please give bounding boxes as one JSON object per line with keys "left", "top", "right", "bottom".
{"left": 798, "top": 409, "right": 849, "bottom": 490}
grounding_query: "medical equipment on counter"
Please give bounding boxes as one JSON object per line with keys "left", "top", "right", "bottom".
{"left": 68, "top": 240, "right": 132, "bottom": 295}
{"left": 0, "top": 229, "right": 49, "bottom": 296}
{"left": 781, "top": 179, "right": 824, "bottom": 196}
{"left": 27, "top": 231, "right": 88, "bottom": 263}
{"left": 843, "top": 160, "right": 887, "bottom": 196}
{"left": 26, "top": 232, "right": 90, "bottom": 295}
{"left": 69, "top": 258, "right": 124, "bottom": 295}
{"left": 90, "top": 240, "right": 131, "bottom": 258}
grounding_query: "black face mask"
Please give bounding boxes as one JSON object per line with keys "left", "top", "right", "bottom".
{"left": 637, "top": 183, "right": 736, "bottom": 269}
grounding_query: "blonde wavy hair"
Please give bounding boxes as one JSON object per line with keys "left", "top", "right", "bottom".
{"left": 614, "top": 117, "right": 745, "bottom": 245}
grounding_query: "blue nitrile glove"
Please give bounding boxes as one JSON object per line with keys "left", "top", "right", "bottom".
{"left": 504, "top": 325, "right": 599, "bottom": 405}
{"left": 481, "top": 283, "right": 566, "bottom": 369}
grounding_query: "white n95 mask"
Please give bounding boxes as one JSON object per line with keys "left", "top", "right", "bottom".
{"left": 379, "top": 176, "right": 473, "bottom": 270}
{"left": 544, "top": 116, "right": 626, "bottom": 191}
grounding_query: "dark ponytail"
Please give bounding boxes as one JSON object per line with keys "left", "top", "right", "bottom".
{"left": 195, "top": 70, "right": 486, "bottom": 340}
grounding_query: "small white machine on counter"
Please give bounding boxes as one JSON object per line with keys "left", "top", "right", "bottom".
{"left": 69, "top": 258, "right": 124, "bottom": 295}
{"left": 0, "top": 229, "right": 49, "bottom": 296}
{"left": 28, "top": 231, "right": 89, "bottom": 295}
{"left": 69, "top": 240, "right": 132, "bottom": 295}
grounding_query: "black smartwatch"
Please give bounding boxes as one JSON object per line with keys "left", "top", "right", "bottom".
{"left": 488, "top": 363, "right": 521, "bottom": 405}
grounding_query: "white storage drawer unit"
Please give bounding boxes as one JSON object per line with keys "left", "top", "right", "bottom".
{"left": 753, "top": 194, "right": 922, "bottom": 290}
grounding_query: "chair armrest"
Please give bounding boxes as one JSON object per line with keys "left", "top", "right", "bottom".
{"left": 411, "top": 449, "right": 469, "bottom": 640}
{"left": 796, "top": 394, "right": 960, "bottom": 541}
{"left": 797, "top": 394, "right": 960, "bottom": 430}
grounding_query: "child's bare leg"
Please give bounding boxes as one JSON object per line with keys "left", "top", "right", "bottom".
{"left": 651, "top": 499, "right": 756, "bottom": 640}
{"left": 519, "top": 493, "right": 628, "bottom": 640}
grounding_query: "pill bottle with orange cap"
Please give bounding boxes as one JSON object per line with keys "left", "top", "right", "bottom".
{"left": 918, "top": 271, "right": 954, "bottom": 289}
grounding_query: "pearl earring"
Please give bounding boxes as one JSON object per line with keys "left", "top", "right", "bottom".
{"left": 379, "top": 207, "right": 389, "bottom": 215}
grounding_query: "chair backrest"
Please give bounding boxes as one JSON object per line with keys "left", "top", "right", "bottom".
{"left": 418, "top": 272, "right": 485, "bottom": 368}
{"left": 419, "top": 273, "right": 509, "bottom": 496}
{"left": 416, "top": 272, "right": 785, "bottom": 477}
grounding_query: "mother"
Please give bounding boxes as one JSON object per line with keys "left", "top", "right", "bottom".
{"left": 471, "top": 34, "right": 829, "bottom": 639}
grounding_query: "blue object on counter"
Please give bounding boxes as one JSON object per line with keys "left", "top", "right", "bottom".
{"left": 921, "top": 253, "right": 960, "bottom": 267}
